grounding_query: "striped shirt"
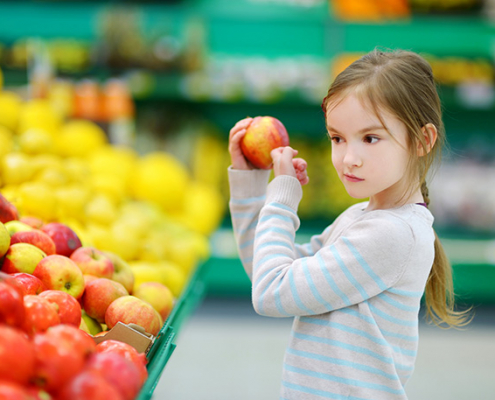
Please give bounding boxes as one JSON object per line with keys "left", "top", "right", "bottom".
{"left": 229, "top": 168, "right": 435, "bottom": 400}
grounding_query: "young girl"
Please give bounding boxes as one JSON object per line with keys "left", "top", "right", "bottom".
{"left": 228, "top": 49, "right": 470, "bottom": 399}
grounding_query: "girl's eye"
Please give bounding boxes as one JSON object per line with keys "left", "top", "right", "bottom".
{"left": 330, "top": 136, "right": 342, "bottom": 144}
{"left": 364, "top": 136, "right": 379, "bottom": 144}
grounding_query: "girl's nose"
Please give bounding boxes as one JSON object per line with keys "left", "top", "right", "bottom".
{"left": 343, "top": 145, "right": 362, "bottom": 167}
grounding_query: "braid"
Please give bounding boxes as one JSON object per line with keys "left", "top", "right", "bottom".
{"left": 421, "top": 181, "right": 430, "bottom": 206}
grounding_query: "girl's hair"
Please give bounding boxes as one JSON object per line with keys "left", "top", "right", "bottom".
{"left": 322, "top": 48, "right": 471, "bottom": 328}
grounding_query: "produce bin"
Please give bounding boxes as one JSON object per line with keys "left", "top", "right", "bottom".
{"left": 137, "top": 260, "right": 207, "bottom": 400}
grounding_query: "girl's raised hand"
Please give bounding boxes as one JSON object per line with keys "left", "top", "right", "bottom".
{"left": 271, "top": 146, "right": 309, "bottom": 186}
{"left": 228, "top": 117, "right": 254, "bottom": 170}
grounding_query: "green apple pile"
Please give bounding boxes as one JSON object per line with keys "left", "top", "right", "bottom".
{"left": 0, "top": 270, "right": 149, "bottom": 399}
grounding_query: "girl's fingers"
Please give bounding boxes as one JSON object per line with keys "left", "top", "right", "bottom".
{"left": 229, "top": 118, "right": 253, "bottom": 140}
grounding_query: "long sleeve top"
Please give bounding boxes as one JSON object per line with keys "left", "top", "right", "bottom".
{"left": 229, "top": 168, "right": 435, "bottom": 400}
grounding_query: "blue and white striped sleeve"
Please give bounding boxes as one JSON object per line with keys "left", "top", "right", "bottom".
{"left": 229, "top": 167, "right": 272, "bottom": 280}
{"left": 251, "top": 175, "right": 414, "bottom": 317}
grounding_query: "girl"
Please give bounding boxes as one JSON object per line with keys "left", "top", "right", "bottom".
{"left": 228, "top": 49, "right": 470, "bottom": 400}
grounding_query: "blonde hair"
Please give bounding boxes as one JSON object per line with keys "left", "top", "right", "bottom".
{"left": 322, "top": 48, "right": 471, "bottom": 328}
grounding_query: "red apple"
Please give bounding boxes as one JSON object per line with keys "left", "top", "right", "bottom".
{"left": 44, "top": 324, "right": 96, "bottom": 361}
{"left": 26, "top": 386, "right": 52, "bottom": 400}
{"left": 70, "top": 246, "right": 114, "bottom": 279}
{"left": 39, "top": 290, "right": 82, "bottom": 326}
{"left": 105, "top": 295, "right": 162, "bottom": 336}
{"left": 57, "top": 371, "right": 124, "bottom": 400}
{"left": 240, "top": 116, "right": 290, "bottom": 169}
{"left": 22, "top": 295, "right": 60, "bottom": 336}
{"left": 40, "top": 222, "right": 82, "bottom": 257}
{"left": 0, "top": 380, "right": 33, "bottom": 400}
{"left": 20, "top": 215, "right": 44, "bottom": 229}
{"left": 9, "top": 272, "right": 47, "bottom": 296}
{"left": 0, "top": 221, "right": 10, "bottom": 258}
{"left": 0, "top": 192, "right": 19, "bottom": 223}
{"left": 33, "top": 255, "right": 85, "bottom": 299}
{"left": 133, "top": 281, "right": 175, "bottom": 322}
{"left": 82, "top": 278, "right": 128, "bottom": 324}
{"left": 85, "top": 352, "right": 142, "bottom": 400}
{"left": 1, "top": 242, "right": 46, "bottom": 274}
{"left": 32, "top": 327, "right": 88, "bottom": 394}
{"left": 10, "top": 230, "right": 56, "bottom": 255}
{"left": 95, "top": 340, "right": 148, "bottom": 385}
{"left": 0, "top": 280, "right": 25, "bottom": 327}
{"left": 103, "top": 251, "right": 134, "bottom": 294}
{"left": 0, "top": 325, "right": 36, "bottom": 385}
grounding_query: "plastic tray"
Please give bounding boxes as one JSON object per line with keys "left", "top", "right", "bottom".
{"left": 136, "top": 261, "right": 207, "bottom": 400}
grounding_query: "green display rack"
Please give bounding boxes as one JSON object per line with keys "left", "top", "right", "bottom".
{"left": 136, "top": 261, "right": 207, "bottom": 400}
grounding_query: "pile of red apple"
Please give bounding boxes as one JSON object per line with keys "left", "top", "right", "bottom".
{"left": 0, "top": 193, "right": 178, "bottom": 399}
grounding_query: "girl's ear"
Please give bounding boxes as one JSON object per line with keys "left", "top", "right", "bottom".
{"left": 418, "top": 123, "right": 438, "bottom": 156}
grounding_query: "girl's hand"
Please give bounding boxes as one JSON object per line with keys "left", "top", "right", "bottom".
{"left": 228, "top": 117, "right": 254, "bottom": 170}
{"left": 271, "top": 146, "right": 309, "bottom": 186}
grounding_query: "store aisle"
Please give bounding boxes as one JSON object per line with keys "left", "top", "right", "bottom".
{"left": 154, "top": 299, "right": 495, "bottom": 400}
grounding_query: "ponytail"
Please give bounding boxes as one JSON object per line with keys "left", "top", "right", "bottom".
{"left": 421, "top": 183, "right": 472, "bottom": 328}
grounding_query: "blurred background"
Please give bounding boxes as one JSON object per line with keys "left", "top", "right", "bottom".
{"left": 0, "top": 0, "right": 494, "bottom": 399}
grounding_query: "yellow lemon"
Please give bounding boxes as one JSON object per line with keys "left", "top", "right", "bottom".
{"left": 17, "top": 181, "right": 57, "bottom": 221}
{"left": 101, "top": 220, "right": 142, "bottom": 262}
{"left": 85, "top": 223, "right": 111, "bottom": 251}
{"left": 18, "top": 99, "right": 62, "bottom": 135}
{"left": 56, "top": 119, "right": 107, "bottom": 158}
{"left": 18, "top": 128, "right": 54, "bottom": 155}
{"left": 176, "top": 182, "right": 226, "bottom": 235}
{"left": 63, "top": 157, "right": 91, "bottom": 183}
{"left": 30, "top": 154, "right": 64, "bottom": 175}
{"left": 85, "top": 193, "right": 118, "bottom": 225}
{"left": 1, "top": 153, "right": 35, "bottom": 185}
{"left": 129, "top": 262, "right": 164, "bottom": 292}
{"left": 130, "top": 152, "right": 190, "bottom": 213}
{"left": 0, "top": 126, "right": 14, "bottom": 159}
{"left": 0, "top": 91, "right": 23, "bottom": 132}
{"left": 55, "top": 184, "right": 92, "bottom": 221}
{"left": 89, "top": 174, "right": 127, "bottom": 205}
{"left": 156, "top": 261, "right": 187, "bottom": 297}
{"left": 139, "top": 230, "right": 169, "bottom": 262}
{"left": 165, "top": 235, "right": 201, "bottom": 276}
{"left": 88, "top": 144, "right": 138, "bottom": 183}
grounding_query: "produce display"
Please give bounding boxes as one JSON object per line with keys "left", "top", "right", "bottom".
{"left": 0, "top": 67, "right": 226, "bottom": 399}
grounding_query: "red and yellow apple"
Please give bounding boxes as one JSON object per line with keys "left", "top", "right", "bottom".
{"left": 133, "top": 282, "right": 174, "bottom": 322}
{"left": 82, "top": 278, "right": 128, "bottom": 324}
{"left": 240, "top": 116, "right": 289, "bottom": 169}
{"left": 4, "top": 220, "right": 34, "bottom": 236}
{"left": 0, "top": 221, "right": 10, "bottom": 258}
{"left": 0, "top": 280, "right": 25, "bottom": 327}
{"left": 39, "top": 290, "right": 82, "bottom": 326}
{"left": 9, "top": 272, "right": 47, "bottom": 295}
{"left": 22, "top": 295, "right": 60, "bottom": 336}
{"left": 19, "top": 215, "right": 44, "bottom": 229}
{"left": 0, "top": 325, "right": 36, "bottom": 385}
{"left": 10, "top": 229, "right": 56, "bottom": 255}
{"left": 40, "top": 222, "right": 82, "bottom": 257}
{"left": 0, "top": 192, "right": 19, "bottom": 223}
{"left": 1, "top": 243, "right": 46, "bottom": 274}
{"left": 103, "top": 250, "right": 134, "bottom": 294}
{"left": 33, "top": 255, "right": 85, "bottom": 299}
{"left": 105, "top": 295, "right": 163, "bottom": 336}
{"left": 70, "top": 246, "right": 114, "bottom": 279}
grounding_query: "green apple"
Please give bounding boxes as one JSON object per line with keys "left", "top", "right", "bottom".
{"left": 1, "top": 243, "right": 46, "bottom": 274}
{"left": 4, "top": 220, "right": 34, "bottom": 236}
{"left": 80, "top": 310, "right": 102, "bottom": 336}
{"left": 0, "top": 222, "right": 11, "bottom": 258}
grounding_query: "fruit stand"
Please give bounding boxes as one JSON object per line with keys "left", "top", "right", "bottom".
{"left": 0, "top": 0, "right": 495, "bottom": 398}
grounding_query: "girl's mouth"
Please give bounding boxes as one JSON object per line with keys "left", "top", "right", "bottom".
{"left": 344, "top": 173, "right": 364, "bottom": 182}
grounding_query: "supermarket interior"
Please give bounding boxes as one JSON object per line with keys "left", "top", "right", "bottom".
{"left": 0, "top": 0, "right": 494, "bottom": 399}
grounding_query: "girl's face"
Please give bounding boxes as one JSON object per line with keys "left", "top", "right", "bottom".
{"left": 326, "top": 93, "right": 416, "bottom": 210}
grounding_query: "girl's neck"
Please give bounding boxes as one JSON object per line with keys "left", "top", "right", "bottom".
{"left": 366, "top": 186, "right": 424, "bottom": 211}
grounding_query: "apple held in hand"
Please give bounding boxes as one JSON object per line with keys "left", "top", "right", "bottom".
{"left": 105, "top": 295, "right": 163, "bottom": 336}
{"left": 10, "top": 272, "right": 47, "bottom": 295}
{"left": 70, "top": 246, "right": 114, "bottom": 279}
{"left": 40, "top": 222, "right": 82, "bottom": 257}
{"left": 240, "top": 116, "right": 289, "bottom": 169}
{"left": 10, "top": 229, "right": 56, "bottom": 255}
{"left": 39, "top": 290, "right": 82, "bottom": 326}
{"left": 33, "top": 255, "right": 85, "bottom": 299}
{"left": 1, "top": 243, "right": 46, "bottom": 274}
{"left": 82, "top": 278, "right": 128, "bottom": 324}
